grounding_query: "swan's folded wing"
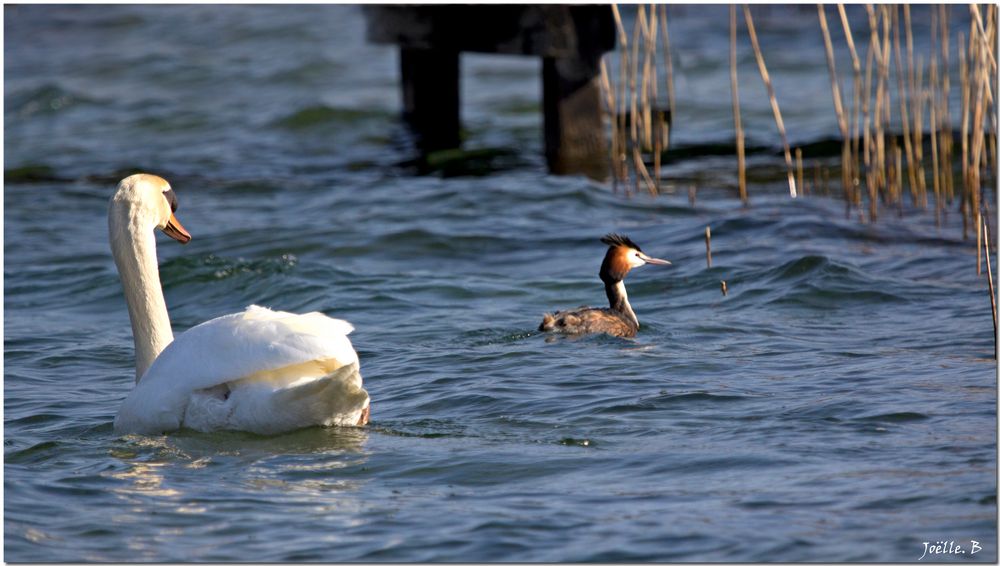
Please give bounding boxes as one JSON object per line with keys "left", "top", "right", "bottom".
{"left": 114, "top": 305, "right": 360, "bottom": 434}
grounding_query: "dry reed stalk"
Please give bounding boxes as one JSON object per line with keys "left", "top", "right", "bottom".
{"left": 968, "top": 8, "right": 990, "bottom": 237}
{"left": 611, "top": 4, "right": 630, "bottom": 189}
{"left": 971, "top": 3, "right": 998, "bottom": 73}
{"left": 743, "top": 5, "right": 797, "bottom": 198}
{"left": 838, "top": 4, "right": 864, "bottom": 206}
{"left": 721, "top": 281, "right": 729, "bottom": 296}
{"left": 861, "top": 10, "right": 877, "bottom": 219}
{"left": 895, "top": 144, "right": 904, "bottom": 214}
{"left": 984, "top": 215, "right": 998, "bottom": 353}
{"left": 938, "top": 5, "right": 955, "bottom": 205}
{"left": 705, "top": 226, "right": 712, "bottom": 268}
{"left": 629, "top": 9, "right": 642, "bottom": 194}
{"left": 837, "top": 4, "right": 861, "bottom": 197}
{"left": 892, "top": 6, "right": 919, "bottom": 206}
{"left": 796, "top": 147, "right": 804, "bottom": 200}
{"left": 930, "top": 56, "right": 942, "bottom": 224}
{"left": 599, "top": 58, "right": 621, "bottom": 190}
{"left": 914, "top": 55, "right": 928, "bottom": 207}
{"left": 622, "top": 5, "right": 657, "bottom": 196}
{"left": 730, "top": 5, "right": 747, "bottom": 204}
{"left": 639, "top": 6, "right": 654, "bottom": 151}
{"left": 659, "top": 4, "right": 676, "bottom": 151}
{"left": 960, "top": 33, "right": 970, "bottom": 236}
{"left": 978, "top": 207, "right": 983, "bottom": 274}
{"left": 905, "top": 6, "right": 928, "bottom": 207}
{"left": 866, "top": 4, "right": 889, "bottom": 220}
{"left": 818, "top": 5, "right": 852, "bottom": 202}
{"left": 880, "top": 5, "right": 893, "bottom": 206}
{"left": 645, "top": 6, "right": 661, "bottom": 193}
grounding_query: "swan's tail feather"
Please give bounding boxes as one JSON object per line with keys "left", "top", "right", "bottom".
{"left": 273, "top": 363, "right": 370, "bottom": 427}
{"left": 179, "top": 362, "right": 369, "bottom": 434}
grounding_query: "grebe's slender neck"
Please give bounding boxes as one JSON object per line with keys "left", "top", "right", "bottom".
{"left": 604, "top": 279, "right": 639, "bottom": 330}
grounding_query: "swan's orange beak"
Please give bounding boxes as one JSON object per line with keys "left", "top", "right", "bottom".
{"left": 163, "top": 213, "right": 192, "bottom": 244}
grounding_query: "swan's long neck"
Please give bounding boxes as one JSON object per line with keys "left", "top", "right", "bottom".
{"left": 605, "top": 279, "right": 639, "bottom": 329}
{"left": 109, "top": 207, "right": 173, "bottom": 382}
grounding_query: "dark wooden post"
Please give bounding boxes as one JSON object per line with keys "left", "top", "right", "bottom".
{"left": 364, "top": 5, "right": 615, "bottom": 180}
{"left": 400, "top": 48, "right": 460, "bottom": 152}
{"left": 543, "top": 55, "right": 608, "bottom": 179}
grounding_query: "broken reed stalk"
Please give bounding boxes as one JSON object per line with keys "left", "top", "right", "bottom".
{"left": 818, "top": 5, "right": 852, "bottom": 205}
{"left": 744, "top": 5, "right": 797, "bottom": 198}
{"left": 705, "top": 226, "right": 712, "bottom": 268}
{"left": 730, "top": 5, "right": 747, "bottom": 204}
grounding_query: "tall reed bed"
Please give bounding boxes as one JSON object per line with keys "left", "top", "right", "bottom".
{"left": 603, "top": 5, "right": 672, "bottom": 195}
{"left": 602, "top": 5, "right": 796, "bottom": 200}
{"left": 601, "top": 5, "right": 996, "bottom": 227}
{"left": 819, "top": 4, "right": 996, "bottom": 234}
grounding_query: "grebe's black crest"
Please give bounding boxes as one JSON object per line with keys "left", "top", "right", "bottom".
{"left": 600, "top": 233, "right": 642, "bottom": 251}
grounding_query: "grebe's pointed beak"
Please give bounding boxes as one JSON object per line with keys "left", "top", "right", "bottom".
{"left": 639, "top": 253, "right": 671, "bottom": 266}
{"left": 162, "top": 213, "right": 192, "bottom": 244}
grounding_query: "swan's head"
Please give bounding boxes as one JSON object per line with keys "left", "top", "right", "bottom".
{"left": 599, "top": 233, "right": 670, "bottom": 283}
{"left": 110, "top": 173, "right": 191, "bottom": 244}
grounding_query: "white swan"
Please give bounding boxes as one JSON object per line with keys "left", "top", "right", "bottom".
{"left": 109, "top": 174, "right": 370, "bottom": 435}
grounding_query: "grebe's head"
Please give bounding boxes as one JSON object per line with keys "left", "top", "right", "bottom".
{"left": 110, "top": 173, "right": 191, "bottom": 244}
{"left": 599, "top": 233, "right": 670, "bottom": 283}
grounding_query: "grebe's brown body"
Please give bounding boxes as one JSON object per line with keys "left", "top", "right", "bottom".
{"left": 539, "top": 234, "right": 671, "bottom": 338}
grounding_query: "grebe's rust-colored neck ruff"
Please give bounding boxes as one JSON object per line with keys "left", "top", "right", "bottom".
{"left": 539, "top": 234, "right": 671, "bottom": 338}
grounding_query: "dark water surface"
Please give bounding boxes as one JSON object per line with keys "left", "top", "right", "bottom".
{"left": 5, "top": 5, "right": 997, "bottom": 562}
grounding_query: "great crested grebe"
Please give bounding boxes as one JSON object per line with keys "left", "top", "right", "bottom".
{"left": 539, "top": 234, "right": 671, "bottom": 338}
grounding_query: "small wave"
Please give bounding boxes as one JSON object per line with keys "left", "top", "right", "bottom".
{"left": 767, "top": 284, "right": 908, "bottom": 309}
{"left": 599, "top": 391, "right": 753, "bottom": 414}
{"left": 853, "top": 411, "right": 930, "bottom": 423}
{"left": 272, "top": 105, "right": 391, "bottom": 129}
{"left": 735, "top": 255, "right": 911, "bottom": 308}
{"left": 6, "top": 440, "right": 63, "bottom": 464}
{"left": 159, "top": 253, "right": 298, "bottom": 286}
{"left": 10, "top": 84, "right": 98, "bottom": 117}
{"left": 768, "top": 255, "right": 842, "bottom": 282}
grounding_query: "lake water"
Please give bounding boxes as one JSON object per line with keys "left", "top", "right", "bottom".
{"left": 4, "top": 5, "right": 997, "bottom": 562}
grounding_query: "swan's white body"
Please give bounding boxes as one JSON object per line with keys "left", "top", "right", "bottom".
{"left": 109, "top": 174, "right": 369, "bottom": 435}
